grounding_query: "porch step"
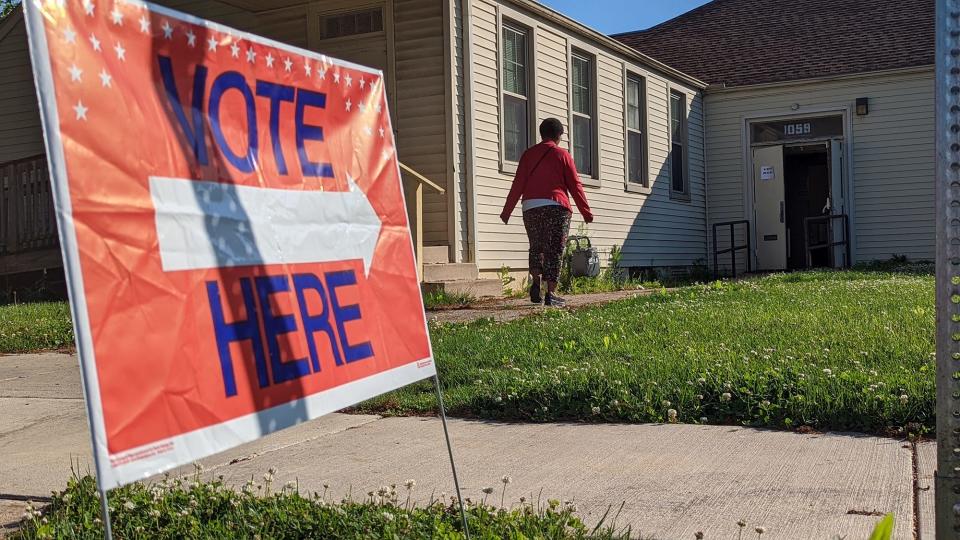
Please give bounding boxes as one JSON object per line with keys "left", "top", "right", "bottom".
{"left": 422, "top": 262, "right": 479, "bottom": 282}
{"left": 422, "top": 246, "right": 449, "bottom": 265}
{"left": 422, "top": 278, "right": 503, "bottom": 298}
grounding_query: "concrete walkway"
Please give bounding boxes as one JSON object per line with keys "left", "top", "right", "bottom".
{"left": 0, "top": 353, "right": 933, "bottom": 539}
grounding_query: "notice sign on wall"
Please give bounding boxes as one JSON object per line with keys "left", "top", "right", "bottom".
{"left": 760, "top": 166, "right": 776, "bottom": 181}
{"left": 24, "top": 0, "right": 434, "bottom": 487}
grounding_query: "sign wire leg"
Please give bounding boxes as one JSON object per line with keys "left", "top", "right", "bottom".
{"left": 433, "top": 374, "right": 471, "bottom": 539}
{"left": 98, "top": 485, "right": 114, "bottom": 540}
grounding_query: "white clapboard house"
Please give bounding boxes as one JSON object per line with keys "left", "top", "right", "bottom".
{"left": 0, "top": 0, "right": 933, "bottom": 296}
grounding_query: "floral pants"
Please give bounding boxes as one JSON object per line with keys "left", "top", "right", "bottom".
{"left": 522, "top": 205, "right": 571, "bottom": 282}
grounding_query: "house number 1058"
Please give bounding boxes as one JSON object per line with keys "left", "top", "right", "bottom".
{"left": 784, "top": 123, "right": 812, "bottom": 136}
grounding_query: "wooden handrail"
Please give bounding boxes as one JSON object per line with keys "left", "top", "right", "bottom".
{"left": 399, "top": 162, "right": 445, "bottom": 194}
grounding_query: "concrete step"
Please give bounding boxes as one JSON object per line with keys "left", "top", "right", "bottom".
{"left": 422, "top": 262, "right": 479, "bottom": 282}
{"left": 422, "top": 246, "right": 449, "bottom": 265}
{"left": 422, "top": 278, "right": 502, "bottom": 298}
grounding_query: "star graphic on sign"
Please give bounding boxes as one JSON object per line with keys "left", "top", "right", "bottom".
{"left": 378, "top": 127, "right": 385, "bottom": 138}
{"left": 344, "top": 73, "right": 353, "bottom": 87}
{"left": 375, "top": 103, "right": 382, "bottom": 114}
{"left": 114, "top": 42, "right": 126, "bottom": 61}
{"left": 364, "top": 126, "right": 372, "bottom": 136}
{"left": 186, "top": 30, "right": 197, "bottom": 47}
{"left": 83, "top": 0, "right": 94, "bottom": 16}
{"left": 207, "top": 37, "right": 218, "bottom": 52}
{"left": 64, "top": 28, "right": 77, "bottom": 45}
{"left": 246, "top": 48, "right": 256, "bottom": 63}
{"left": 88, "top": 33, "right": 101, "bottom": 52}
{"left": 73, "top": 101, "right": 88, "bottom": 121}
{"left": 283, "top": 57, "right": 292, "bottom": 72}
{"left": 137, "top": 16, "right": 149, "bottom": 34}
{"left": 304, "top": 62, "right": 312, "bottom": 76}
{"left": 68, "top": 64, "right": 82, "bottom": 82}
{"left": 318, "top": 68, "right": 327, "bottom": 80}
{"left": 161, "top": 21, "right": 173, "bottom": 40}
{"left": 381, "top": 149, "right": 391, "bottom": 160}
{"left": 230, "top": 42, "right": 240, "bottom": 58}
{"left": 110, "top": 7, "right": 123, "bottom": 25}
{"left": 345, "top": 99, "right": 352, "bottom": 112}
{"left": 358, "top": 102, "right": 366, "bottom": 113}
{"left": 265, "top": 53, "right": 275, "bottom": 68}
{"left": 333, "top": 72, "right": 340, "bottom": 84}
{"left": 99, "top": 68, "right": 112, "bottom": 87}
{"left": 359, "top": 78, "right": 366, "bottom": 90}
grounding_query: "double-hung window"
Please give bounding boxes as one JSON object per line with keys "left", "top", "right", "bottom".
{"left": 570, "top": 50, "right": 595, "bottom": 177}
{"left": 626, "top": 74, "right": 647, "bottom": 187}
{"left": 502, "top": 22, "right": 530, "bottom": 164}
{"left": 669, "top": 90, "right": 688, "bottom": 198}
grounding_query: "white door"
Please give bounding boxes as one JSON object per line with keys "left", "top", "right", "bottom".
{"left": 753, "top": 145, "right": 787, "bottom": 270}
{"left": 829, "top": 140, "right": 846, "bottom": 267}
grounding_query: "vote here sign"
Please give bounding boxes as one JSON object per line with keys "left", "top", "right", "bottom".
{"left": 24, "top": 0, "right": 435, "bottom": 487}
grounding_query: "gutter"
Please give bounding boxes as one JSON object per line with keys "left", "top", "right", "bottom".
{"left": 508, "top": 0, "right": 707, "bottom": 90}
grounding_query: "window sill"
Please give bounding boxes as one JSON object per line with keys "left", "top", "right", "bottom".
{"left": 669, "top": 191, "right": 692, "bottom": 203}
{"left": 580, "top": 174, "right": 600, "bottom": 189}
{"left": 625, "top": 182, "right": 652, "bottom": 195}
{"left": 500, "top": 161, "right": 519, "bottom": 176}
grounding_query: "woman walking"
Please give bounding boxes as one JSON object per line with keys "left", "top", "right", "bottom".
{"left": 500, "top": 118, "right": 593, "bottom": 306}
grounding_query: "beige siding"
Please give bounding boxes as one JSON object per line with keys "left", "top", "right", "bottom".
{"left": 468, "top": 0, "right": 707, "bottom": 272}
{"left": 704, "top": 68, "right": 934, "bottom": 267}
{"left": 0, "top": 16, "right": 44, "bottom": 164}
{"left": 394, "top": 0, "right": 450, "bottom": 247}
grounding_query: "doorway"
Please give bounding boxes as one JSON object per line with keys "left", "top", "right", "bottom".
{"left": 783, "top": 144, "right": 830, "bottom": 269}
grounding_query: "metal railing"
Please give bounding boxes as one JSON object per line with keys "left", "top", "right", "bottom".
{"left": 712, "top": 219, "right": 751, "bottom": 279}
{"left": 802, "top": 214, "right": 850, "bottom": 269}
{"left": 399, "top": 162, "right": 445, "bottom": 280}
{"left": 0, "top": 155, "right": 58, "bottom": 256}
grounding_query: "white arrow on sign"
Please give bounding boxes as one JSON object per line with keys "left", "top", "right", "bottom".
{"left": 148, "top": 175, "right": 382, "bottom": 276}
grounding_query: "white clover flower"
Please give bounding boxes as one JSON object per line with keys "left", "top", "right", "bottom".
{"left": 404, "top": 479, "right": 416, "bottom": 490}
{"left": 822, "top": 368, "right": 832, "bottom": 375}
{"left": 285, "top": 481, "right": 297, "bottom": 491}
{"left": 667, "top": 409, "right": 678, "bottom": 421}
{"left": 382, "top": 511, "right": 394, "bottom": 522}
{"left": 721, "top": 392, "right": 732, "bottom": 402}
{"left": 761, "top": 400, "right": 771, "bottom": 407}
{"left": 900, "top": 394, "right": 909, "bottom": 404}
{"left": 501, "top": 475, "right": 512, "bottom": 485}
{"left": 697, "top": 378, "right": 706, "bottom": 384}
{"left": 268, "top": 467, "right": 277, "bottom": 475}
{"left": 661, "top": 400, "right": 671, "bottom": 407}
{"left": 700, "top": 417, "right": 708, "bottom": 423}
{"left": 591, "top": 406, "right": 601, "bottom": 414}
{"left": 123, "top": 500, "right": 135, "bottom": 511}
{"left": 494, "top": 396, "right": 502, "bottom": 403}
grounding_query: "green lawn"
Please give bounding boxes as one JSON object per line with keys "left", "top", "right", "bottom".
{"left": 0, "top": 301, "right": 74, "bottom": 353}
{"left": 0, "top": 270, "right": 935, "bottom": 435}
{"left": 361, "top": 270, "right": 935, "bottom": 435}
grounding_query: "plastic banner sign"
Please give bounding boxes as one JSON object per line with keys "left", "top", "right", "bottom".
{"left": 24, "top": 0, "right": 435, "bottom": 487}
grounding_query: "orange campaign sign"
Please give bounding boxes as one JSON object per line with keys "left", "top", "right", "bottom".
{"left": 24, "top": 0, "right": 435, "bottom": 487}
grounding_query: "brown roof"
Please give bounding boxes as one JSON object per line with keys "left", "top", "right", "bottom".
{"left": 612, "top": 0, "right": 934, "bottom": 87}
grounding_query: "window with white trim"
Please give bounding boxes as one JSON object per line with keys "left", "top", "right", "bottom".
{"left": 626, "top": 74, "right": 647, "bottom": 187}
{"left": 669, "top": 90, "right": 688, "bottom": 197}
{"left": 570, "top": 50, "right": 595, "bottom": 176}
{"left": 502, "top": 21, "right": 530, "bottom": 163}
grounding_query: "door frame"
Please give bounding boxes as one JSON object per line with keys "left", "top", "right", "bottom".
{"left": 740, "top": 107, "right": 856, "bottom": 270}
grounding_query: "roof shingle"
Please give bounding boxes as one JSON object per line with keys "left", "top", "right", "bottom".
{"left": 612, "top": 0, "right": 933, "bottom": 87}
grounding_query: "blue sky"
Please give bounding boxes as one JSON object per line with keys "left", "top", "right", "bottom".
{"left": 538, "top": 0, "right": 711, "bottom": 34}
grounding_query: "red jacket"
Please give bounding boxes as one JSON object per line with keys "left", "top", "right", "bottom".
{"left": 500, "top": 141, "right": 594, "bottom": 223}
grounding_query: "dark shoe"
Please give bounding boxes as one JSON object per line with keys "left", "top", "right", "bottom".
{"left": 530, "top": 279, "right": 542, "bottom": 304}
{"left": 544, "top": 293, "right": 566, "bottom": 307}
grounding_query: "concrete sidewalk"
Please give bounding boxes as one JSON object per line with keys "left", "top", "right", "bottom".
{"left": 1, "top": 353, "right": 932, "bottom": 539}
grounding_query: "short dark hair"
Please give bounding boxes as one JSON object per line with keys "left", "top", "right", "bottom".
{"left": 539, "top": 118, "right": 564, "bottom": 140}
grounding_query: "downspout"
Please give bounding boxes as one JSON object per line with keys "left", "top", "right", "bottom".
{"left": 463, "top": 0, "right": 479, "bottom": 264}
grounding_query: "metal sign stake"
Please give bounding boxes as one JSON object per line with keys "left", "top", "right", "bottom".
{"left": 936, "top": 0, "right": 960, "bottom": 537}
{"left": 433, "top": 374, "right": 472, "bottom": 539}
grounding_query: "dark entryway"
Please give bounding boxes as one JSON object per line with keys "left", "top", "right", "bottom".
{"left": 784, "top": 144, "right": 830, "bottom": 270}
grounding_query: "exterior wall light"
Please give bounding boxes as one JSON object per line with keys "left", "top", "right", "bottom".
{"left": 856, "top": 97, "right": 869, "bottom": 116}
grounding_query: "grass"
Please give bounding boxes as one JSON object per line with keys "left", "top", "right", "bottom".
{"left": 422, "top": 290, "right": 477, "bottom": 310}
{"left": 361, "top": 270, "right": 935, "bottom": 435}
{"left": 0, "top": 301, "right": 74, "bottom": 353}
{"left": 12, "top": 473, "right": 633, "bottom": 539}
